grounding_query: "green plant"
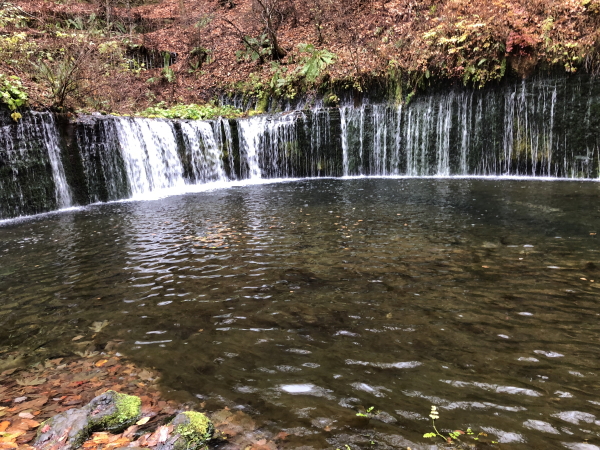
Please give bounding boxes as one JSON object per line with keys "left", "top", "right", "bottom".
{"left": 422, "top": 19, "right": 506, "bottom": 87}
{"left": 161, "top": 53, "right": 176, "bottom": 83}
{"left": 189, "top": 47, "right": 211, "bottom": 71}
{"left": 356, "top": 406, "right": 375, "bottom": 418}
{"left": 0, "top": 74, "right": 28, "bottom": 120}
{"left": 235, "top": 34, "right": 272, "bottom": 63}
{"left": 297, "top": 43, "right": 336, "bottom": 82}
{"left": 34, "top": 48, "right": 90, "bottom": 109}
{"left": 0, "top": 2, "right": 29, "bottom": 28}
{"left": 0, "top": 32, "right": 37, "bottom": 65}
{"left": 423, "top": 405, "right": 498, "bottom": 446}
{"left": 139, "top": 102, "right": 242, "bottom": 120}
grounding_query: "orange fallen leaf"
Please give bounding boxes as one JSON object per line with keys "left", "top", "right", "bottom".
{"left": 106, "top": 437, "right": 131, "bottom": 448}
{"left": 20, "top": 419, "right": 40, "bottom": 429}
{"left": 0, "top": 422, "right": 9, "bottom": 433}
{"left": 95, "top": 360, "right": 109, "bottom": 367}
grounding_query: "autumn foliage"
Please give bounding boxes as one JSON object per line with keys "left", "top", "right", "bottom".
{"left": 1, "top": 0, "right": 600, "bottom": 112}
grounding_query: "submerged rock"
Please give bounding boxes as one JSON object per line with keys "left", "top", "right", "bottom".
{"left": 157, "top": 411, "right": 214, "bottom": 450}
{"left": 33, "top": 390, "right": 141, "bottom": 450}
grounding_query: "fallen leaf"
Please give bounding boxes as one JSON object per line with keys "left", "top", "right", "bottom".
{"left": 17, "top": 413, "right": 33, "bottom": 420}
{"left": 275, "top": 431, "right": 288, "bottom": 440}
{"left": 19, "top": 419, "right": 39, "bottom": 429}
{"left": 16, "top": 378, "right": 46, "bottom": 387}
{"left": 107, "top": 437, "right": 131, "bottom": 448}
{"left": 138, "top": 370, "right": 153, "bottom": 381}
{"left": 72, "top": 336, "right": 84, "bottom": 341}
{"left": 0, "top": 422, "right": 9, "bottom": 432}
{"left": 13, "top": 397, "right": 48, "bottom": 411}
{"left": 89, "top": 321, "right": 108, "bottom": 333}
{"left": 90, "top": 432, "right": 110, "bottom": 444}
{"left": 12, "top": 398, "right": 26, "bottom": 404}
{"left": 95, "top": 360, "right": 108, "bottom": 368}
{"left": 136, "top": 417, "right": 150, "bottom": 426}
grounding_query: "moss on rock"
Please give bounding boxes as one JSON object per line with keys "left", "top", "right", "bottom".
{"left": 168, "top": 411, "right": 214, "bottom": 450}
{"left": 88, "top": 390, "right": 141, "bottom": 432}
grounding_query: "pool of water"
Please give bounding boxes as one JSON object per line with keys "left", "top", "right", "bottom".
{"left": 1, "top": 178, "right": 600, "bottom": 449}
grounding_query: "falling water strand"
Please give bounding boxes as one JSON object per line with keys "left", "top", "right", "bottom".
{"left": 237, "top": 116, "right": 264, "bottom": 179}
{"left": 340, "top": 107, "right": 350, "bottom": 176}
{"left": 39, "top": 113, "right": 72, "bottom": 208}
{"left": 180, "top": 121, "right": 227, "bottom": 183}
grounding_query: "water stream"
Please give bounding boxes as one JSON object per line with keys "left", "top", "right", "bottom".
{"left": 1, "top": 74, "right": 600, "bottom": 448}
{"left": 0, "top": 178, "right": 599, "bottom": 450}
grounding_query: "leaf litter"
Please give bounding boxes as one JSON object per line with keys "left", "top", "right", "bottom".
{"left": 0, "top": 349, "right": 282, "bottom": 450}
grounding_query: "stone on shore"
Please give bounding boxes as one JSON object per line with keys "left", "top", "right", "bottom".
{"left": 33, "top": 390, "right": 141, "bottom": 450}
{"left": 156, "top": 411, "right": 214, "bottom": 450}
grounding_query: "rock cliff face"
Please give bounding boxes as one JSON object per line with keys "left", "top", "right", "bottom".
{"left": 1, "top": 73, "right": 599, "bottom": 220}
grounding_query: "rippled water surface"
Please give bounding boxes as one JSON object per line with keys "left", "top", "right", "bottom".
{"left": 1, "top": 178, "right": 600, "bottom": 449}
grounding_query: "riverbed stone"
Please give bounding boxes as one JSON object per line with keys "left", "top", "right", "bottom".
{"left": 157, "top": 411, "right": 214, "bottom": 450}
{"left": 33, "top": 406, "right": 91, "bottom": 450}
{"left": 87, "top": 390, "right": 141, "bottom": 432}
{"left": 33, "top": 390, "right": 141, "bottom": 450}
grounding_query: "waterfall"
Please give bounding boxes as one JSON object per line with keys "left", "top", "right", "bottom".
{"left": 180, "top": 121, "right": 227, "bottom": 183}
{"left": 0, "top": 110, "right": 72, "bottom": 218}
{"left": 213, "top": 118, "right": 236, "bottom": 180}
{"left": 113, "top": 117, "right": 185, "bottom": 196}
{"left": 1, "top": 73, "right": 599, "bottom": 219}
{"left": 39, "top": 113, "right": 72, "bottom": 207}
{"left": 237, "top": 117, "right": 264, "bottom": 179}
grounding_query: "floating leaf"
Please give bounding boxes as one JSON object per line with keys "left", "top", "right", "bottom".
{"left": 89, "top": 321, "right": 108, "bottom": 333}
{"left": 16, "top": 377, "right": 46, "bottom": 386}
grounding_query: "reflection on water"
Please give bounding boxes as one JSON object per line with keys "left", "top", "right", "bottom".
{"left": 1, "top": 178, "right": 600, "bottom": 449}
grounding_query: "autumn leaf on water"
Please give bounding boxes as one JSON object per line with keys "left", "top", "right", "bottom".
{"left": 16, "top": 377, "right": 46, "bottom": 386}
{"left": 89, "top": 321, "right": 108, "bottom": 333}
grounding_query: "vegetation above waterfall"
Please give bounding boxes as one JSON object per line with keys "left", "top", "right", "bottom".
{"left": 1, "top": 0, "right": 600, "bottom": 114}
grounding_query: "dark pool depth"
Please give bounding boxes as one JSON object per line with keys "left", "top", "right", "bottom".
{"left": 1, "top": 178, "right": 600, "bottom": 449}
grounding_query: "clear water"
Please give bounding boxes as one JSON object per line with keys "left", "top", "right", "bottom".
{"left": 1, "top": 178, "right": 600, "bottom": 449}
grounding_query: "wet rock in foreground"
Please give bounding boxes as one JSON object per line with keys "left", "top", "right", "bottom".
{"left": 33, "top": 390, "right": 140, "bottom": 450}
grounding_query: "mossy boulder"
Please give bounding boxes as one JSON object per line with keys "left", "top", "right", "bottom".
{"left": 157, "top": 411, "right": 214, "bottom": 450}
{"left": 33, "top": 390, "right": 141, "bottom": 450}
{"left": 88, "top": 390, "right": 141, "bottom": 432}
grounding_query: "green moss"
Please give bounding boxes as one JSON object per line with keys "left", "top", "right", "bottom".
{"left": 95, "top": 391, "right": 141, "bottom": 431}
{"left": 255, "top": 94, "right": 269, "bottom": 113}
{"left": 174, "top": 411, "right": 214, "bottom": 449}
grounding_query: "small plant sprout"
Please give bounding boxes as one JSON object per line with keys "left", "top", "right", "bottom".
{"left": 423, "top": 405, "right": 464, "bottom": 444}
{"left": 423, "top": 406, "right": 498, "bottom": 445}
{"left": 356, "top": 406, "right": 375, "bottom": 418}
